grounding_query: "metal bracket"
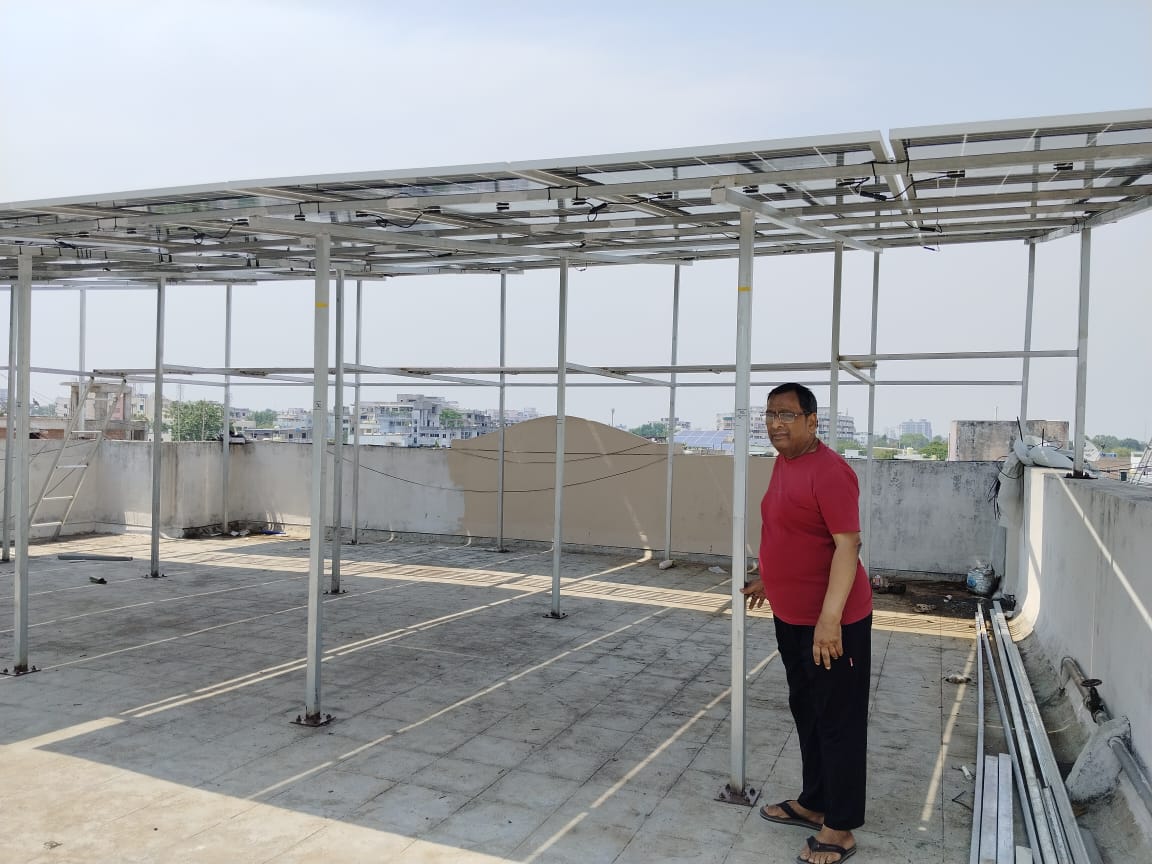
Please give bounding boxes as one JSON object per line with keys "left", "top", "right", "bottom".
{"left": 1, "top": 665, "right": 39, "bottom": 677}
{"left": 543, "top": 611, "right": 568, "bottom": 620}
{"left": 292, "top": 712, "right": 334, "bottom": 728}
{"left": 323, "top": 589, "right": 347, "bottom": 596}
{"left": 716, "top": 782, "right": 760, "bottom": 807}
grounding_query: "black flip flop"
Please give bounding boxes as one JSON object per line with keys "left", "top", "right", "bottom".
{"left": 796, "top": 835, "right": 857, "bottom": 863}
{"left": 759, "top": 800, "right": 822, "bottom": 831}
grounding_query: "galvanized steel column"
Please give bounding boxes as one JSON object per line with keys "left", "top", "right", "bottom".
{"left": 729, "top": 209, "right": 755, "bottom": 794}
{"left": 12, "top": 256, "right": 32, "bottom": 671}
{"left": 827, "top": 243, "right": 843, "bottom": 451}
{"left": 1020, "top": 244, "right": 1036, "bottom": 424}
{"left": 1073, "top": 229, "right": 1091, "bottom": 476}
{"left": 863, "top": 252, "right": 880, "bottom": 577}
{"left": 221, "top": 284, "right": 232, "bottom": 533}
{"left": 304, "top": 234, "right": 331, "bottom": 722}
{"left": 329, "top": 270, "right": 345, "bottom": 594}
{"left": 351, "top": 279, "right": 363, "bottom": 545}
{"left": 663, "top": 264, "right": 681, "bottom": 563}
{"left": 3, "top": 284, "right": 16, "bottom": 564}
{"left": 549, "top": 259, "right": 568, "bottom": 619}
{"left": 497, "top": 272, "right": 507, "bottom": 552}
{"left": 149, "top": 278, "right": 166, "bottom": 578}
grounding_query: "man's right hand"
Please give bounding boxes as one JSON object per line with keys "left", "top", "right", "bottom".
{"left": 740, "top": 580, "right": 766, "bottom": 610}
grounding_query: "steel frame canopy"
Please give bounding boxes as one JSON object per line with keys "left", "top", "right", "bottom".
{"left": 2, "top": 109, "right": 1151, "bottom": 817}
{"left": 0, "top": 108, "right": 1149, "bottom": 281}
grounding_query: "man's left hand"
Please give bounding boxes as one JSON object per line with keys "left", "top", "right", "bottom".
{"left": 812, "top": 615, "right": 842, "bottom": 669}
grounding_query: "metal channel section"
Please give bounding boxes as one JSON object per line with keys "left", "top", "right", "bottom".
{"left": 992, "top": 602, "right": 1090, "bottom": 863}
{"left": 329, "top": 270, "right": 345, "bottom": 594}
{"left": 351, "top": 279, "right": 362, "bottom": 545}
{"left": 987, "top": 607, "right": 1058, "bottom": 863}
{"left": 722, "top": 209, "right": 755, "bottom": 803}
{"left": 221, "top": 284, "right": 232, "bottom": 534}
{"left": 978, "top": 612, "right": 1042, "bottom": 857}
{"left": 12, "top": 256, "right": 32, "bottom": 672}
{"left": 149, "top": 277, "right": 165, "bottom": 579}
{"left": 663, "top": 264, "right": 681, "bottom": 563}
{"left": 969, "top": 610, "right": 986, "bottom": 864}
{"left": 497, "top": 272, "right": 507, "bottom": 552}
{"left": 1072, "top": 229, "right": 1092, "bottom": 476}
{"left": 3, "top": 283, "right": 17, "bottom": 563}
{"left": 302, "top": 234, "right": 332, "bottom": 726}
{"left": 827, "top": 243, "right": 843, "bottom": 451}
{"left": 547, "top": 259, "right": 568, "bottom": 619}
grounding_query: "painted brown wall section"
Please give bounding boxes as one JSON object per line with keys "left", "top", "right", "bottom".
{"left": 448, "top": 417, "right": 772, "bottom": 556}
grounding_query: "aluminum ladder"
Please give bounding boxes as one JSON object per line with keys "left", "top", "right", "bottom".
{"left": 27, "top": 378, "right": 128, "bottom": 540}
{"left": 1131, "top": 443, "right": 1152, "bottom": 485}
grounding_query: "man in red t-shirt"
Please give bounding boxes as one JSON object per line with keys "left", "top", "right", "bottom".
{"left": 742, "top": 383, "right": 871, "bottom": 864}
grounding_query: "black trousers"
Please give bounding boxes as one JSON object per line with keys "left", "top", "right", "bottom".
{"left": 773, "top": 613, "right": 871, "bottom": 831}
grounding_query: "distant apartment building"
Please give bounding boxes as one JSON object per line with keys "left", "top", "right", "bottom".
{"left": 486, "top": 406, "right": 539, "bottom": 426}
{"left": 898, "top": 418, "right": 933, "bottom": 440}
{"left": 816, "top": 409, "right": 856, "bottom": 440}
{"left": 717, "top": 408, "right": 766, "bottom": 431}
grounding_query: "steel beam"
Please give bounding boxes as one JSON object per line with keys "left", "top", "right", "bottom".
{"left": 715, "top": 188, "right": 880, "bottom": 253}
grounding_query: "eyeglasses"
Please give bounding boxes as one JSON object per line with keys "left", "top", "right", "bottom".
{"left": 764, "top": 410, "right": 811, "bottom": 424}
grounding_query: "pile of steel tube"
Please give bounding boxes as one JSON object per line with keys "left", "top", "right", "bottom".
{"left": 970, "top": 602, "right": 1099, "bottom": 864}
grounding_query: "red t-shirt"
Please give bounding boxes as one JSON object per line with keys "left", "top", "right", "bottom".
{"left": 759, "top": 441, "right": 872, "bottom": 626}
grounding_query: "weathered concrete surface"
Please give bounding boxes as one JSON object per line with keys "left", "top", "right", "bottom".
{"left": 0, "top": 533, "right": 993, "bottom": 864}
{"left": 1013, "top": 469, "right": 1152, "bottom": 788}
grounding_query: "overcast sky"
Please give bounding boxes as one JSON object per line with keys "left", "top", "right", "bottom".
{"left": 2, "top": 1, "right": 1149, "bottom": 441}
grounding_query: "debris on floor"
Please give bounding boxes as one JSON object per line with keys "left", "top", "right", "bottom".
{"left": 944, "top": 672, "right": 972, "bottom": 684}
{"left": 708, "top": 565, "right": 727, "bottom": 575}
{"left": 915, "top": 603, "right": 936, "bottom": 614}
{"left": 88, "top": 576, "right": 107, "bottom": 585}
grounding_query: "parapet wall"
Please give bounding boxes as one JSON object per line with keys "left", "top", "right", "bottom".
{"left": 7, "top": 417, "right": 1001, "bottom": 575}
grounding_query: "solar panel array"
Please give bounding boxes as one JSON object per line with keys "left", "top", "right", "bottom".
{"left": 1, "top": 109, "right": 1149, "bottom": 286}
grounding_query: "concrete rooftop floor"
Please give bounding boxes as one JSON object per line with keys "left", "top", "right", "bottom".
{"left": 0, "top": 535, "right": 986, "bottom": 864}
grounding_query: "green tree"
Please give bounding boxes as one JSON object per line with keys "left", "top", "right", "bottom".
{"left": 899, "top": 432, "right": 930, "bottom": 450}
{"left": 630, "top": 421, "right": 668, "bottom": 439}
{"left": 1091, "top": 434, "right": 1145, "bottom": 454}
{"left": 169, "top": 400, "right": 224, "bottom": 441}
{"left": 439, "top": 408, "right": 462, "bottom": 428}
{"left": 250, "top": 408, "right": 277, "bottom": 428}
{"left": 919, "top": 440, "right": 948, "bottom": 460}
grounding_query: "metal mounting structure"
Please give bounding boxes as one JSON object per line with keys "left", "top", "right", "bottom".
{"left": 1, "top": 110, "right": 1150, "bottom": 804}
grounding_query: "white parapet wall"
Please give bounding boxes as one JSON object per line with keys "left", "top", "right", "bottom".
{"left": 4, "top": 418, "right": 1001, "bottom": 574}
{"left": 1015, "top": 467, "right": 1152, "bottom": 769}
